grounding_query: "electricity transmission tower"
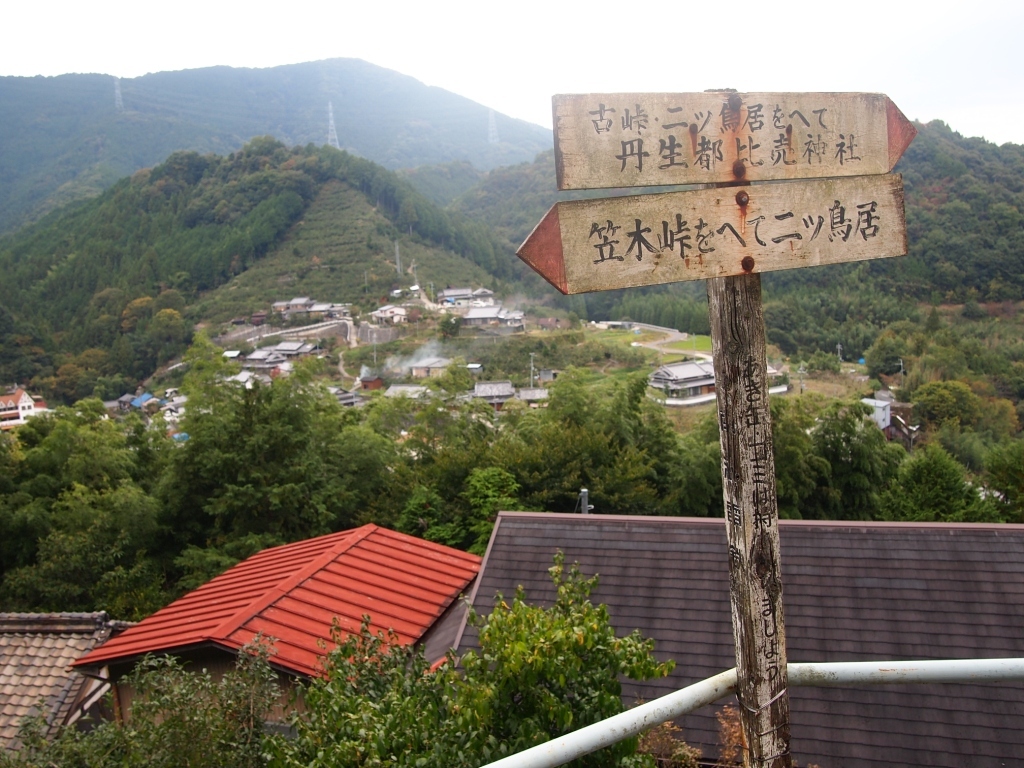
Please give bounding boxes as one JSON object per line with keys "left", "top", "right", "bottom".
{"left": 327, "top": 102, "right": 340, "bottom": 149}
{"left": 488, "top": 109, "right": 499, "bottom": 144}
{"left": 114, "top": 78, "right": 124, "bottom": 113}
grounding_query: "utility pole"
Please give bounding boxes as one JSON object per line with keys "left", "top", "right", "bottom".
{"left": 327, "top": 102, "right": 340, "bottom": 150}
{"left": 394, "top": 241, "right": 402, "bottom": 277}
{"left": 410, "top": 260, "right": 418, "bottom": 286}
{"left": 578, "top": 488, "right": 593, "bottom": 514}
{"left": 364, "top": 271, "right": 368, "bottom": 294}
{"left": 898, "top": 358, "right": 905, "bottom": 392}
{"left": 836, "top": 342, "right": 843, "bottom": 362}
{"left": 113, "top": 77, "right": 124, "bottom": 113}
{"left": 530, "top": 352, "right": 536, "bottom": 387}
{"left": 798, "top": 365, "right": 807, "bottom": 394}
{"left": 488, "top": 109, "right": 500, "bottom": 144}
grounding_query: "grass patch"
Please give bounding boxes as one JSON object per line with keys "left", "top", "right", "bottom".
{"left": 664, "top": 335, "right": 713, "bottom": 353}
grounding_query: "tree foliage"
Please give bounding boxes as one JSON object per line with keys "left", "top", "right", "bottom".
{"left": 276, "top": 553, "right": 673, "bottom": 768}
{"left": 879, "top": 444, "right": 1001, "bottom": 523}
{"left": 0, "top": 643, "right": 279, "bottom": 768}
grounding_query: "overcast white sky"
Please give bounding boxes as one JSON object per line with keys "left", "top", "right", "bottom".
{"left": 5, "top": 0, "right": 1024, "bottom": 145}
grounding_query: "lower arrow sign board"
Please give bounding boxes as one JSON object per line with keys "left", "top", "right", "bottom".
{"left": 517, "top": 173, "right": 906, "bottom": 295}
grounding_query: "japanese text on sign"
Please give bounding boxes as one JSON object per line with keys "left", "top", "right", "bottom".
{"left": 553, "top": 92, "right": 910, "bottom": 190}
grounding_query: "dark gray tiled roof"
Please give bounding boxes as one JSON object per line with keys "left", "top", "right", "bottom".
{"left": 474, "top": 381, "right": 515, "bottom": 399}
{"left": 457, "top": 513, "right": 1024, "bottom": 768}
{"left": 0, "top": 613, "right": 122, "bottom": 747}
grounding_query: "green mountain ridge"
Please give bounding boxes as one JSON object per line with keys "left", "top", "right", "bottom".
{"left": 2, "top": 116, "right": 1023, "bottom": 403}
{"left": 0, "top": 59, "right": 551, "bottom": 233}
{"left": 0, "top": 138, "right": 519, "bottom": 399}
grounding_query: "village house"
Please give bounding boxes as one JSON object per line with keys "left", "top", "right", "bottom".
{"left": 515, "top": 387, "right": 549, "bottom": 407}
{"left": 370, "top": 305, "right": 408, "bottom": 325}
{"left": 462, "top": 306, "right": 525, "bottom": 331}
{"left": 385, "top": 384, "right": 430, "bottom": 400}
{"left": 0, "top": 389, "right": 47, "bottom": 430}
{"left": 240, "top": 341, "right": 317, "bottom": 372}
{"left": 225, "top": 370, "right": 272, "bottom": 388}
{"left": 267, "top": 298, "right": 350, "bottom": 322}
{"left": 437, "top": 287, "right": 474, "bottom": 306}
{"left": 864, "top": 391, "right": 920, "bottom": 450}
{"left": 649, "top": 360, "right": 717, "bottom": 398}
{"left": 469, "top": 288, "right": 495, "bottom": 306}
{"left": 74, "top": 526, "right": 480, "bottom": 723}
{"left": 456, "top": 512, "right": 1024, "bottom": 767}
{"left": 0, "top": 612, "right": 128, "bottom": 748}
{"left": 360, "top": 375, "right": 385, "bottom": 391}
{"left": 328, "top": 387, "right": 364, "bottom": 407}
{"left": 473, "top": 381, "right": 515, "bottom": 410}
{"left": 649, "top": 360, "right": 785, "bottom": 403}
{"left": 242, "top": 349, "right": 289, "bottom": 370}
{"left": 409, "top": 356, "right": 452, "bottom": 379}
{"left": 160, "top": 395, "right": 188, "bottom": 430}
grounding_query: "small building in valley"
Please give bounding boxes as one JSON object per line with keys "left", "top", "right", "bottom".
{"left": 649, "top": 360, "right": 784, "bottom": 403}
{"left": 473, "top": 381, "right": 516, "bottom": 409}
{"left": 0, "top": 389, "right": 47, "bottom": 430}
{"left": 410, "top": 356, "right": 452, "bottom": 379}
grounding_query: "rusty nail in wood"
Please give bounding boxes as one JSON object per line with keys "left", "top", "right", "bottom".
{"left": 736, "top": 191, "right": 749, "bottom": 206}
{"left": 741, "top": 256, "right": 755, "bottom": 271}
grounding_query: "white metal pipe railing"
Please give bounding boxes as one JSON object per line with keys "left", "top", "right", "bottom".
{"left": 480, "top": 658, "right": 1024, "bottom": 768}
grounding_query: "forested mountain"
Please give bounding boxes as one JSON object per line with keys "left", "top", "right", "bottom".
{"left": 0, "top": 139, "right": 517, "bottom": 398}
{"left": 0, "top": 59, "right": 551, "bottom": 233}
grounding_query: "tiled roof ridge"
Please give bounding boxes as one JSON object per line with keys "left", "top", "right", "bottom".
{"left": 0, "top": 612, "right": 111, "bottom": 633}
{"left": 208, "top": 524, "right": 379, "bottom": 646}
{"left": 495, "top": 510, "right": 1024, "bottom": 532}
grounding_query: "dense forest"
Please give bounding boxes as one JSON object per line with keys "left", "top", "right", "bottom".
{"left": 0, "top": 138, "right": 519, "bottom": 401}
{"left": 0, "top": 59, "right": 550, "bottom": 233}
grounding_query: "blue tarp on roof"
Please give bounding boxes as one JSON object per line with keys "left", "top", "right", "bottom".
{"left": 130, "top": 393, "right": 154, "bottom": 408}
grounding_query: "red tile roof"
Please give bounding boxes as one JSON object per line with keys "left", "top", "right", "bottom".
{"left": 75, "top": 525, "right": 480, "bottom": 677}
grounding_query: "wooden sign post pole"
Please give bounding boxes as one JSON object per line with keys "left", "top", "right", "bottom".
{"left": 708, "top": 273, "right": 790, "bottom": 768}
{"left": 517, "top": 89, "right": 916, "bottom": 768}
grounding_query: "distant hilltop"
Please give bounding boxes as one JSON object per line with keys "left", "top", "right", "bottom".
{"left": 0, "top": 58, "right": 552, "bottom": 234}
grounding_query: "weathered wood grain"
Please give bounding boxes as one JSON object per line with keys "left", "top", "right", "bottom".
{"left": 553, "top": 92, "right": 915, "bottom": 190}
{"left": 517, "top": 174, "right": 906, "bottom": 295}
{"left": 708, "top": 273, "right": 791, "bottom": 768}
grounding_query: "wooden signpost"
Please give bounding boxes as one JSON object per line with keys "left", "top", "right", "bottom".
{"left": 518, "top": 174, "right": 906, "bottom": 294}
{"left": 518, "top": 91, "right": 915, "bottom": 768}
{"left": 552, "top": 91, "right": 916, "bottom": 190}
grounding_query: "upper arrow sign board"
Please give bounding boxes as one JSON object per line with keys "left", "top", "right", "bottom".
{"left": 553, "top": 92, "right": 916, "bottom": 190}
{"left": 518, "top": 173, "right": 906, "bottom": 295}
